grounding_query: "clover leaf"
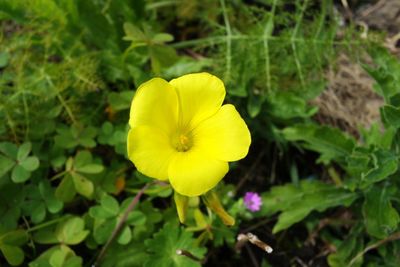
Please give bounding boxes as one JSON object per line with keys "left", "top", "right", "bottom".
{"left": 54, "top": 124, "right": 97, "bottom": 149}
{"left": 0, "top": 142, "right": 39, "bottom": 183}
{"left": 98, "top": 122, "right": 128, "bottom": 156}
{"left": 0, "top": 229, "right": 28, "bottom": 266}
{"left": 55, "top": 151, "right": 104, "bottom": 202}
{"left": 89, "top": 194, "right": 146, "bottom": 245}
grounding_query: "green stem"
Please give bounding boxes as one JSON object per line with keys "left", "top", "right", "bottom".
{"left": 26, "top": 216, "right": 70, "bottom": 233}
{"left": 92, "top": 182, "right": 152, "bottom": 266}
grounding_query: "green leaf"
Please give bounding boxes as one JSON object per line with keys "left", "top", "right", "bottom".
{"left": 108, "top": 91, "right": 135, "bottom": 111}
{"left": 55, "top": 217, "right": 89, "bottom": 245}
{"left": 39, "top": 181, "right": 63, "bottom": 214}
{"left": 101, "top": 195, "right": 119, "bottom": 216}
{"left": 20, "top": 156, "right": 39, "bottom": 171}
{"left": 0, "top": 230, "right": 27, "bottom": 266}
{"left": 123, "top": 23, "right": 147, "bottom": 43}
{"left": 75, "top": 164, "right": 103, "bottom": 174}
{"left": 73, "top": 151, "right": 92, "bottom": 168}
{"left": 33, "top": 229, "right": 58, "bottom": 244}
{"left": 269, "top": 92, "right": 317, "bottom": 119}
{"left": 259, "top": 180, "right": 358, "bottom": 233}
{"left": 327, "top": 224, "right": 364, "bottom": 267}
{"left": 382, "top": 105, "right": 400, "bottom": 128}
{"left": 360, "top": 150, "right": 398, "bottom": 189}
{"left": 55, "top": 175, "right": 76, "bottom": 203}
{"left": 0, "top": 142, "right": 18, "bottom": 159}
{"left": 71, "top": 172, "right": 93, "bottom": 199}
{"left": 126, "top": 210, "right": 146, "bottom": 226}
{"left": 17, "top": 142, "right": 31, "bottom": 161}
{"left": 144, "top": 221, "right": 206, "bottom": 267}
{"left": 101, "top": 242, "right": 148, "bottom": 267}
{"left": 0, "top": 52, "right": 9, "bottom": 68}
{"left": 0, "top": 230, "right": 28, "bottom": 246}
{"left": 0, "top": 244, "right": 25, "bottom": 266}
{"left": 152, "top": 33, "right": 174, "bottom": 44}
{"left": 0, "top": 154, "right": 15, "bottom": 178}
{"left": 363, "top": 184, "right": 399, "bottom": 239}
{"left": 11, "top": 165, "right": 30, "bottom": 183}
{"left": 93, "top": 218, "right": 116, "bottom": 244}
{"left": 283, "top": 124, "right": 355, "bottom": 165}
{"left": 49, "top": 249, "right": 66, "bottom": 267}
{"left": 117, "top": 226, "right": 131, "bottom": 245}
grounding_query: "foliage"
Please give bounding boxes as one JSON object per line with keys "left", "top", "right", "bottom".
{"left": 0, "top": 0, "right": 399, "bottom": 266}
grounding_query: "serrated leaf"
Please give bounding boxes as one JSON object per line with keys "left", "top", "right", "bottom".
{"left": 381, "top": 105, "right": 400, "bottom": 128}
{"left": 259, "top": 180, "right": 358, "bottom": 233}
{"left": 283, "top": 124, "right": 355, "bottom": 165}
{"left": 101, "top": 242, "right": 148, "bottom": 267}
{"left": 363, "top": 184, "right": 399, "bottom": 239}
{"left": 327, "top": 224, "right": 364, "bottom": 267}
{"left": 144, "top": 222, "right": 206, "bottom": 267}
{"left": 360, "top": 150, "right": 398, "bottom": 189}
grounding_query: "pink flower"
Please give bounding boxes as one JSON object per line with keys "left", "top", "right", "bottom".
{"left": 243, "top": 192, "right": 262, "bottom": 212}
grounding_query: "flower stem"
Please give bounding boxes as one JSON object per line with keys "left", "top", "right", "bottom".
{"left": 92, "top": 182, "right": 152, "bottom": 266}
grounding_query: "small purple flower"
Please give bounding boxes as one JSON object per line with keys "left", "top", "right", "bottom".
{"left": 243, "top": 192, "right": 262, "bottom": 212}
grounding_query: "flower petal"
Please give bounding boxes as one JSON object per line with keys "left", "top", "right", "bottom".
{"left": 129, "top": 78, "right": 178, "bottom": 135}
{"left": 192, "top": 104, "right": 251, "bottom": 161}
{"left": 168, "top": 151, "right": 228, "bottom": 197}
{"left": 127, "top": 126, "right": 176, "bottom": 180}
{"left": 169, "top": 73, "right": 225, "bottom": 130}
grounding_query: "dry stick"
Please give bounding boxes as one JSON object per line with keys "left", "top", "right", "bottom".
{"left": 92, "top": 182, "right": 152, "bottom": 266}
{"left": 349, "top": 231, "right": 400, "bottom": 266}
{"left": 176, "top": 249, "right": 204, "bottom": 263}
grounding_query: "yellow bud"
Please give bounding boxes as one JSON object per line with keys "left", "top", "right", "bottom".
{"left": 174, "top": 191, "right": 189, "bottom": 223}
{"left": 202, "top": 191, "right": 235, "bottom": 226}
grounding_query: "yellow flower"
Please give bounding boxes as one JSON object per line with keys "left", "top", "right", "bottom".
{"left": 127, "top": 72, "right": 251, "bottom": 197}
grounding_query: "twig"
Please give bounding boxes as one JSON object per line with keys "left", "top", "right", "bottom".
{"left": 236, "top": 232, "right": 273, "bottom": 254}
{"left": 176, "top": 249, "right": 204, "bottom": 263}
{"left": 349, "top": 231, "right": 400, "bottom": 266}
{"left": 92, "top": 182, "right": 152, "bottom": 266}
{"left": 235, "top": 150, "right": 265, "bottom": 194}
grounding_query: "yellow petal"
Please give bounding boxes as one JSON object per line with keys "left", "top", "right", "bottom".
{"left": 169, "top": 73, "right": 225, "bottom": 130}
{"left": 129, "top": 78, "right": 178, "bottom": 135}
{"left": 168, "top": 151, "right": 228, "bottom": 197}
{"left": 127, "top": 127, "right": 176, "bottom": 180}
{"left": 192, "top": 104, "right": 251, "bottom": 162}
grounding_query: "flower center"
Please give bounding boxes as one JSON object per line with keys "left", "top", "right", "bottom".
{"left": 173, "top": 133, "right": 193, "bottom": 152}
